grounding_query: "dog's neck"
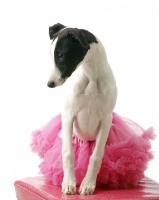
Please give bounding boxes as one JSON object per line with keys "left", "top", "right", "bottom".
{"left": 82, "top": 40, "right": 109, "bottom": 81}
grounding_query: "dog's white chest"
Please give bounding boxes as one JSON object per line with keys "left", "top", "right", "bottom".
{"left": 64, "top": 81, "right": 107, "bottom": 141}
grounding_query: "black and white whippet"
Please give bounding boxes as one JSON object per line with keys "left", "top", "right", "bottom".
{"left": 47, "top": 23, "right": 117, "bottom": 195}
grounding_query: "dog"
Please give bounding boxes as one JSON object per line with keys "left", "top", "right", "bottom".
{"left": 47, "top": 23, "right": 117, "bottom": 195}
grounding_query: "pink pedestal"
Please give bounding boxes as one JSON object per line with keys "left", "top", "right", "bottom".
{"left": 14, "top": 176, "right": 159, "bottom": 200}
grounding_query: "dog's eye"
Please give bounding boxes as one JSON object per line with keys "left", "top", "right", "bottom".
{"left": 58, "top": 53, "right": 64, "bottom": 60}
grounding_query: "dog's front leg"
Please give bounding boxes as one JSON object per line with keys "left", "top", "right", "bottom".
{"left": 79, "top": 115, "right": 112, "bottom": 195}
{"left": 62, "top": 114, "right": 76, "bottom": 194}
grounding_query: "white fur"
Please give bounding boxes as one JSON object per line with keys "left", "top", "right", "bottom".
{"left": 49, "top": 38, "right": 66, "bottom": 86}
{"left": 49, "top": 36, "right": 117, "bottom": 195}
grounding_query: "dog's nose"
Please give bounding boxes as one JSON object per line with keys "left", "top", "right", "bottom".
{"left": 47, "top": 81, "right": 55, "bottom": 88}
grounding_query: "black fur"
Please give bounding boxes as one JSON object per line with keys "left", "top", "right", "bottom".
{"left": 49, "top": 23, "right": 66, "bottom": 40}
{"left": 80, "top": 29, "right": 98, "bottom": 45}
{"left": 55, "top": 29, "right": 88, "bottom": 79}
{"left": 70, "top": 29, "right": 90, "bottom": 50}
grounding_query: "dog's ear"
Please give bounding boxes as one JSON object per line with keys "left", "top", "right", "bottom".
{"left": 80, "top": 29, "right": 98, "bottom": 45}
{"left": 70, "top": 28, "right": 90, "bottom": 50}
{"left": 70, "top": 28, "right": 98, "bottom": 50}
{"left": 49, "top": 23, "right": 66, "bottom": 40}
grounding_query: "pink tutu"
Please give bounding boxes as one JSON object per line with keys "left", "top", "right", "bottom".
{"left": 30, "top": 112, "right": 155, "bottom": 189}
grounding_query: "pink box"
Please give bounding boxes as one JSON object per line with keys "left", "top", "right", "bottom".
{"left": 14, "top": 176, "right": 159, "bottom": 200}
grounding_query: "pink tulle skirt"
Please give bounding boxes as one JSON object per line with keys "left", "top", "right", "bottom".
{"left": 30, "top": 112, "right": 155, "bottom": 189}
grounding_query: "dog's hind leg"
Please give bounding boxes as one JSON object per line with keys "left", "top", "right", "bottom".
{"left": 61, "top": 114, "right": 76, "bottom": 194}
{"left": 79, "top": 115, "right": 112, "bottom": 195}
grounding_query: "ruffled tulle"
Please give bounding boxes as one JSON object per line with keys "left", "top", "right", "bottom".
{"left": 30, "top": 112, "right": 155, "bottom": 189}
{"left": 30, "top": 114, "right": 61, "bottom": 158}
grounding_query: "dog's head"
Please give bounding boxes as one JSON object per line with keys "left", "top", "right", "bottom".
{"left": 47, "top": 23, "right": 98, "bottom": 88}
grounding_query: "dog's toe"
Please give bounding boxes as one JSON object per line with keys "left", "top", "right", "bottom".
{"left": 79, "top": 179, "right": 96, "bottom": 195}
{"left": 79, "top": 185, "right": 95, "bottom": 195}
{"left": 62, "top": 179, "right": 76, "bottom": 194}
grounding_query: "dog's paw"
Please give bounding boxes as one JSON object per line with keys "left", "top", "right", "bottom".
{"left": 62, "top": 177, "right": 76, "bottom": 194}
{"left": 79, "top": 177, "right": 96, "bottom": 195}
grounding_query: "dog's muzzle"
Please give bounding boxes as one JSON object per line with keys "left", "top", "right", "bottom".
{"left": 47, "top": 81, "right": 55, "bottom": 88}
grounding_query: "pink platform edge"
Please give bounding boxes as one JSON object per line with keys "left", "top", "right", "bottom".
{"left": 14, "top": 176, "right": 159, "bottom": 200}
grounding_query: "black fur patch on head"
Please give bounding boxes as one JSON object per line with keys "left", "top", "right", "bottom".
{"left": 54, "top": 28, "right": 88, "bottom": 79}
{"left": 49, "top": 24, "right": 98, "bottom": 81}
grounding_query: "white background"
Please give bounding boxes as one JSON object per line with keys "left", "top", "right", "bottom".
{"left": 0, "top": 0, "right": 159, "bottom": 199}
